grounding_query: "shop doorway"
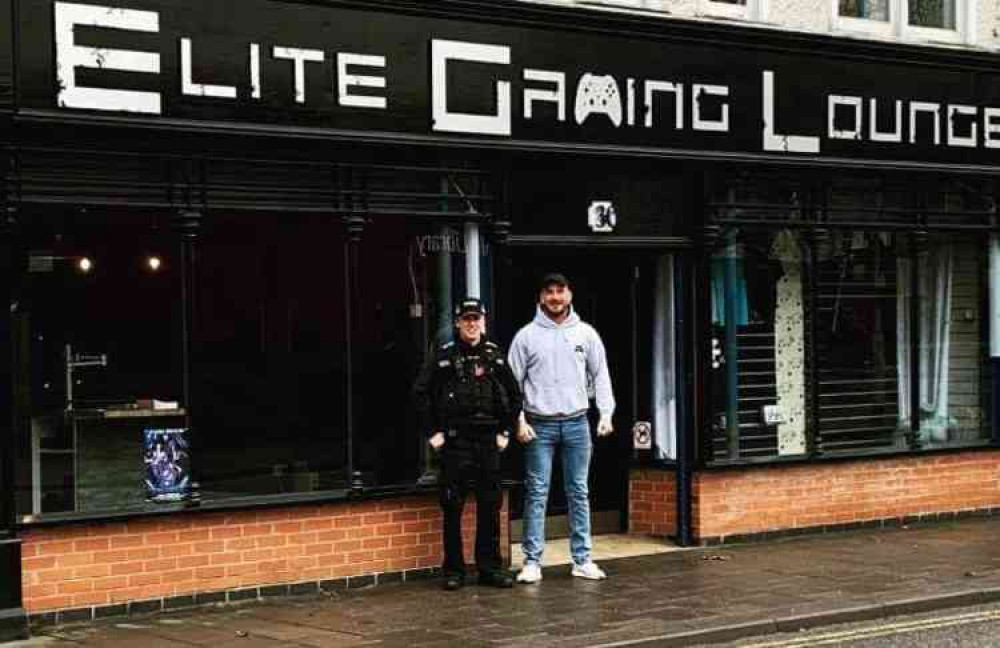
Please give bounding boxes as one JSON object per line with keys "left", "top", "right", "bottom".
{"left": 500, "top": 247, "right": 679, "bottom": 540}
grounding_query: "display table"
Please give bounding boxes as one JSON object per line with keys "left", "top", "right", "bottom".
{"left": 31, "top": 407, "right": 187, "bottom": 515}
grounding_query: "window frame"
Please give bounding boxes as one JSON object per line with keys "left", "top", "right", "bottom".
{"left": 831, "top": 0, "right": 975, "bottom": 45}
{"left": 698, "top": 0, "right": 767, "bottom": 22}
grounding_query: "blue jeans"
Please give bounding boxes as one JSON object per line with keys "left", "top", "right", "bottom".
{"left": 522, "top": 414, "right": 593, "bottom": 567}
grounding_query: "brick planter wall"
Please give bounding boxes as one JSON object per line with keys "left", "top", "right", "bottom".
{"left": 694, "top": 450, "right": 1000, "bottom": 541}
{"left": 21, "top": 492, "right": 509, "bottom": 615}
{"left": 628, "top": 469, "right": 677, "bottom": 537}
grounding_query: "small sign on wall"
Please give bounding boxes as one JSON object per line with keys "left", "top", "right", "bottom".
{"left": 588, "top": 201, "right": 617, "bottom": 233}
{"left": 761, "top": 405, "right": 783, "bottom": 426}
{"left": 633, "top": 420, "right": 652, "bottom": 450}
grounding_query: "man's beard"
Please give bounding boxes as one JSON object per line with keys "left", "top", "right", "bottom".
{"left": 541, "top": 302, "right": 568, "bottom": 319}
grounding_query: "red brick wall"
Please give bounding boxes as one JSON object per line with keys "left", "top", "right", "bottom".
{"left": 628, "top": 469, "right": 677, "bottom": 537}
{"left": 21, "top": 492, "right": 509, "bottom": 614}
{"left": 694, "top": 451, "right": 1000, "bottom": 540}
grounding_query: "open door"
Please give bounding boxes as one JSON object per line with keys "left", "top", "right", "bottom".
{"left": 501, "top": 248, "right": 679, "bottom": 539}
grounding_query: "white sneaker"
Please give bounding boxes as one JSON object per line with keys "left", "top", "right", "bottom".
{"left": 516, "top": 563, "right": 543, "bottom": 584}
{"left": 571, "top": 561, "right": 607, "bottom": 580}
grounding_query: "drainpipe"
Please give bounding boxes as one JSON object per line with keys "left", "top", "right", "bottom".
{"left": 990, "top": 234, "right": 1000, "bottom": 445}
{"left": 674, "top": 256, "right": 694, "bottom": 547}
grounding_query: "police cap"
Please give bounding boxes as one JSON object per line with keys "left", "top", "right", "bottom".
{"left": 454, "top": 297, "right": 487, "bottom": 318}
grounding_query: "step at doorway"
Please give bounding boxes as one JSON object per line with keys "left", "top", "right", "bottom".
{"left": 509, "top": 532, "right": 683, "bottom": 568}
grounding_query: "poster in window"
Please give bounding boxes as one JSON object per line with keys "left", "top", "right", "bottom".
{"left": 143, "top": 427, "right": 192, "bottom": 502}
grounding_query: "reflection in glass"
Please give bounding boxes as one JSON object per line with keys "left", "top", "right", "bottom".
{"left": 357, "top": 217, "right": 486, "bottom": 487}
{"left": 909, "top": 0, "right": 956, "bottom": 28}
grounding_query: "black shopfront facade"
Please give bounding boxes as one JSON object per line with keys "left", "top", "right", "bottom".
{"left": 3, "top": 0, "right": 1000, "bottom": 636}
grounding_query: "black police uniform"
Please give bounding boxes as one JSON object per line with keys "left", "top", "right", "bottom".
{"left": 412, "top": 332, "right": 521, "bottom": 586}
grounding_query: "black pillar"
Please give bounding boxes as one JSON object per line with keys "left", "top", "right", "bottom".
{"left": 488, "top": 217, "right": 511, "bottom": 341}
{"left": 342, "top": 213, "right": 365, "bottom": 494}
{"left": 907, "top": 230, "right": 928, "bottom": 450}
{"left": 698, "top": 223, "right": 721, "bottom": 464}
{"left": 674, "top": 254, "right": 694, "bottom": 548}
{"left": 806, "top": 228, "right": 827, "bottom": 457}
{"left": 172, "top": 209, "right": 202, "bottom": 500}
{"left": 0, "top": 206, "right": 28, "bottom": 640}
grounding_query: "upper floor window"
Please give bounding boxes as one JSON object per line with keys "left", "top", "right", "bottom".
{"left": 576, "top": 0, "right": 767, "bottom": 22}
{"left": 579, "top": 0, "right": 667, "bottom": 11}
{"left": 835, "top": 0, "right": 972, "bottom": 44}
{"left": 698, "top": 0, "right": 767, "bottom": 21}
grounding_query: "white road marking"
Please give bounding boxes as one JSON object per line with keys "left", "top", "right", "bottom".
{"left": 740, "top": 608, "right": 1000, "bottom": 647}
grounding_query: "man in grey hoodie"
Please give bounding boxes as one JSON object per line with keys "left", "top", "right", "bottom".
{"left": 508, "top": 273, "right": 615, "bottom": 583}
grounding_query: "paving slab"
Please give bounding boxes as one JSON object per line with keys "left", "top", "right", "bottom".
{"left": 16, "top": 516, "right": 1000, "bottom": 647}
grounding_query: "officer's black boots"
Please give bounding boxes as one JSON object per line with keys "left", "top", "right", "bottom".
{"left": 478, "top": 570, "right": 514, "bottom": 588}
{"left": 443, "top": 571, "right": 513, "bottom": 590}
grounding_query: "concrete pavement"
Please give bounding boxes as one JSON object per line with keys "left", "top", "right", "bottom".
{"left": 9, "top": 515, "right": 1000, "bottom": 647}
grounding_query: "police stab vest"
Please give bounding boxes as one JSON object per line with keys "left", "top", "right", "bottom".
{"left": 439, "top": 341, "right": 511, "bottom": 422}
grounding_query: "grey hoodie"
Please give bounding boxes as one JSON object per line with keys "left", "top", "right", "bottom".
{"left": 508, "top": 306, "right": 615, "bottom": 420}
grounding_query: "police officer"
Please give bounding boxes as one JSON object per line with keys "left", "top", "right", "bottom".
{"left": 412, "top": 297, "right": 521, "bottom": 591}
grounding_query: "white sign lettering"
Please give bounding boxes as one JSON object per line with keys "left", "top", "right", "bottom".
{"left": 523, "top": 69, "right": 565, "bottom": 122}
{"left": 431, "top": 39, "right": 511, "bottom": 136}
{"left": 181, "top": 37, "right": 236, "bottom": 99}
{"left": 49, "top": 2, "right": 1000, "bottom": 160}
{"left": 337, "top": 53, "right": 387, "bottom": 109}
{"left": 870, "top": 98, "right": 903, "bottom": 143}
{"left": 54, "top": 1, "right": 161, "bottom": 114}
{"left": 272, "top": 47, "right": 324, "bottom": 104}
{"left": 762, "top": 70, "right": 820, "bottom": 154}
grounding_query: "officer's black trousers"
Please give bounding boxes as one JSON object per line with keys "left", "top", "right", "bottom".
{"left": 438, "top": 432, "right": 502, "bottom": 577}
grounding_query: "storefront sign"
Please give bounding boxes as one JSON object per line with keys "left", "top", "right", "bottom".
{"left": 17, "top": 0, "right": 1000, "bottom": 166}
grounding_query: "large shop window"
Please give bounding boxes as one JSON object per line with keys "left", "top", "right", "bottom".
{"left": 354, "top": 216, "right": 487, "bottom": 486}
{"left": 192, "top": 213, "right": 348, "bottom": 499}
{"left": 13, "top": 211, "right": 183, "bottom": 519}
{"left": 710, "top": 228, "right": 989, "bottom": 462}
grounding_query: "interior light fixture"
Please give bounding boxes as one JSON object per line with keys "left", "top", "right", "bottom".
{"left": 147, "top": 255, "right": 162, "bottom": 271}
{"left": 77, "top": 257, "right": 93, "bottom": 273}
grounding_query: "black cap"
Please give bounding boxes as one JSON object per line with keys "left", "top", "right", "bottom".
{"left": 539, "top": 272, "right": 570, "bottom": 291}
{"left": 454, "top": 297, "right": 487, "bottom": 318}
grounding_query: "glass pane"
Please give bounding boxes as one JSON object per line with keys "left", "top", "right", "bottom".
{"left": 356, "top": 217, "right": 487, "bottom": 486}
{"left": 815, "top": 231, "right": 905, "bottom": 453}
{"left": 709, "top": 228, "right": 807, "bottom": 460}
{"left": 909, "top": 0, "right": 956, "bottom": 28}
{"left": 652, "top": 255, "right": 677, "bottom": 461}
{"left": 192, "top": 214, "right": 348, "bottom": 499}
{"left": 912, "top": 234, "right": 988, "bottom": 445}
{"left": 839, "top": 0, "right": 890, "bottom": 20}
{"left": 14, "top": 210, "right": 183, "bottom": 518}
